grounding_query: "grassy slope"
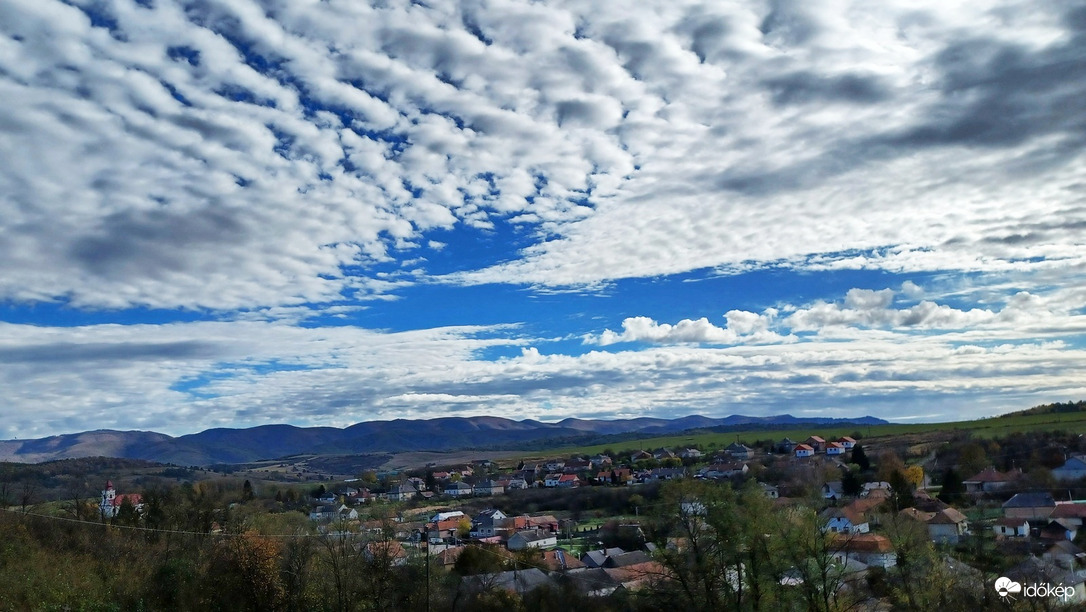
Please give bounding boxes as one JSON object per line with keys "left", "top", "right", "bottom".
{"left": 525, "top": 409, "right": 1086, "bottom": 458}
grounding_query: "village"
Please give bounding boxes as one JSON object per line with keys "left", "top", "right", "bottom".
{"left": 174, "top": 431, "right": 1086, "bottom": 606}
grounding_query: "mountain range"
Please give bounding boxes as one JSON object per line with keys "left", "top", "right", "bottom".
{"left": 0, "top": 413, "right": 887, "bottom": 465}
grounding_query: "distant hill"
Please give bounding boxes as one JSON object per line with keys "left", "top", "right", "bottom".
{"left": 998, "top": 400, "right": 1086, "bottom": 418}
{"left": 0, "top": 413, "right": 888, "bottom": 465}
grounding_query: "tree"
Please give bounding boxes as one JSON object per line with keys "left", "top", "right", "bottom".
{"left": 957, "top": 442, "right": 988, "bottom": 477}
{"left": 851, "top": 445, "right": 870, "bottom": 471}
{"left": 887, "top": 470, "right": 914, "bottom": 511}
{"left": 937, "top": 468, "right": 965, "bottom": 504}
{"left": 841, "top": 470, "right": 862, "bottom": 497}
{"left": 242, "top": 479, "right": 255, "bottom": 502}
{"left": 903, "top": 465, "right": 924, "bottom": 489}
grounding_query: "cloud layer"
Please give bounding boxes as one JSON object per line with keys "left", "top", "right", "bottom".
{"left": 0, "top": 1, "right": 1083, "bottom": 437}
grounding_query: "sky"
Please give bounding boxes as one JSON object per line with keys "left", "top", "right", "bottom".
{"left": 1, "top": 0, "right": 1085, "bottom": 440}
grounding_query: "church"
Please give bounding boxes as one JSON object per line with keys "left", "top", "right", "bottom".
{"left": 99, "top": 480, "right": 143, "bottom": 519}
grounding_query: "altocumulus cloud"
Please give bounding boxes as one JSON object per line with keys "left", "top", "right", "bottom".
{"left": 0, "top": 0, "right": 1084, "bottom": 438}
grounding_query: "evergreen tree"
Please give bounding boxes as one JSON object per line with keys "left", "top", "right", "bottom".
{"left": 937, "top": 468, "right": 965, "bottom": 504}
{"left": 242, "top": 479, "right": 254, "bottom": 501}
{"left": 851, "top": 444, "right": 871, "bottom": 471}
{"left": 841, "top": 470, "right": 862, "bottom": 496}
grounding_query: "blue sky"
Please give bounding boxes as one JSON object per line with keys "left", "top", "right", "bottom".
{"left": 1, "top": 0, "right": 1085, "bottom": 439}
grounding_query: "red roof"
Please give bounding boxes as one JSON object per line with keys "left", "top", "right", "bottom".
{"left": 112, "top": 493, "right": 142, "bottom": 507}
{"left": 837, "top": 437, "right": 856, "bottom": 443}
{"left": 795, "top": 444, "right": 814, "bottom": 452}
{"left": 1052, "top": 503, "right": 1086, "bottom": 519}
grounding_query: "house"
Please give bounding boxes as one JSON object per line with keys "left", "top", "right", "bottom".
{"left": 836, "top": 436, "right": 857, "bottom": 450}
{"left": 631, "top": 450, "right": 653, "bottom": 462}
{"left": 794, "top": 444, "right": 815, "bottom": 458}
{"left": 389, "top": 483, "right": 418, "bottom": 502}
{"left": 993, "top": 517, "right": 1031, "bottom": 538}
{"left": 833, "top": 534, "right": 897, "bottom": 568}
{"left": 335, "top": 504, "right": 359, "bottom": 521}
{"left": 1003, "top": 492, "right": 1057, "bottom": 520}
{"left": 647, "top": 468, "right": 685, "bottom": 481}
{"left": 680, "top": 448, "right": 703, "bottom": 460}
{"left": 822, "top": 481, "right": 844, "bottom": 500}
{"left": 557, "top": 474, "right": 580, "bottom": 488}
{"left": 427, "top": 518, "right": 463, "bottom": 543}
{"left": 431, "top": 510, "right": 466, "bottom": 523}
{"left": 544, "top": 474, "right": 563, "bottom": 488}
{"left": 99, "top": 480, "right": 143, "bottom": 519}
{"left": 653, "top": 448, "right": 676, "bottom": 460}
{"left": 963, "top": 467, "right": 1020, "bottom": 494}
{"left": 507, "top": 530, "right": 558, "bottom": 551}
{"left": 504, "top": 477, "right": 529, "bottom": 491}
{"left": 775, "top": 438, "right": 797, "bottom": 454}
{"left": 1043, "top": 540, "right": 1086, "bottom": 569}
{"left": 926, "top": 508, "right": 969, "bottom": 544}
{"left": 461, "top": 568, "right": 551, "bottom": 596}
{"left": 544, "top": 459, "right": 566, "bottom": 471}
{"left": 821, "top": 506, "right": 870, "bottom": 534}
{"left": 474, "top": 480, "right": 504, "bottom": 496}
{"left": 309, "top": 505, "right": 336, "bottom": 521}
{"left": 1053, "top": 456, "right": 1086, "bottom": 482}
{"left": 540, "top": 549, "right": 586, "bottom": 571}
{"left": 604, "top": 550, "right": 653, "bottom": 568}
{"left": 861, "top": 481, "right": 891, "bottom": 497}
{"left": 590, "top": 454, "right": 613, "bottom": 468}
{"left": 364, "top": 540, "right": 408, "bottom": 565}
{"left": 472, "top": 509, "right": 508, "bottom": 538}
{"left": 1051, "top": 503, "right": 1086, "bottom": 528}
{"left": 1039, "top": 520, "right": 1077, "bottom": 542}
{"left": 725, "top": 442, "right": 755, "bottom": 460}
{"left": 805, "top": 436, "right": 826, "bottom": 452}
{"left": 582, "top": 547, "right": 627, "bottom": 568}
{"left": 444, "top": 481, "right": 473, "bottom": 497}
{"left": 760, "top": 482, "right": 780, "bottom": 499}
{"left": 1004, "top": 556, "right": 1086, "bottom": 605}
{"left": 698, "top": 462, "right": 747, "bottom": 479}
{"left": 527, "top": 514, "right": 560, "bottom": 532}
{"left": 825, "top": 442, "right": 846, "bottom": 456}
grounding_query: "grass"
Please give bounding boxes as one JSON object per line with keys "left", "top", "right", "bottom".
{"left": 520, "top": 410, "right": 1086, "bottom": 458}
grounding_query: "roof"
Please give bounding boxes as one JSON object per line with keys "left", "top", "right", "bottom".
{"left": 604, "top": 550, "right": 652, "bottom": 568}
{"left": 995, "top": 517, "right": 1030, "bottom": 528}
{"left": 807, "top": 436, "right": 825, "bottom": 443}
{"left": 837, "top": 436, "right": 856, "bottom": 443}
{"left": 835, "top": 533, "right": 893, "bottom": 553}
{"left": 510, "top": 530, "right": 555, "bottom": 543}
{"left": 826, "top": 442, "right": 845, "bottom": 449}
{"left": 1046, "top": 540, "right": 1084, "bottom": 556}
{"left": 540, "top": 549, "right": 586, "bottom": 571}
{"left": 927, "top": 508, "right": 968, "bottom": 525}
{"left": 1003, "top": 492, "right": 1057, "bottom": 509}
{"left": 582, "top": 547, "right": 625, "bottom": 567}
{"left": 1052, "top": 503, "right": 1086, "bottom": 519}
{"left": 965, "top": 466, "right": 1018, "bottom": 483}
{"left": 899, "top": 507, "right": 936, "bottom": 522}
{"left": 463, "top": 568, "right": 551, "bottom": 594}
{"left": 794, "top": 444, "right": 814, "bottom": 452}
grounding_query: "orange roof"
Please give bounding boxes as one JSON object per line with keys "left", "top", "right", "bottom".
{"left": 835, "top": 533, "right": 893, "bottom": 553}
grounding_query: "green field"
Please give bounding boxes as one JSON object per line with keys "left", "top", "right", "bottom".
{"left": 524, "top": 409, "right": 1086, "bottom": 458}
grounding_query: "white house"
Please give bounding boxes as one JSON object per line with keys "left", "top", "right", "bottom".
{"left": 821, "top": 507, "right": 869, "bottom": 534}
{"left": 507, "top": 530, "right": 558, "bottom": 551}
{"left": 794, "top": 444, "right": 815, "bottom": 458}
{"left": 992, "top": 517, "right": 1030, "bottom": 538}
{"left": 444, "top": 481, "right": 473, "bottom": 497}
{"left": 825, "top": 442, "right": 846, "bottom": 456}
